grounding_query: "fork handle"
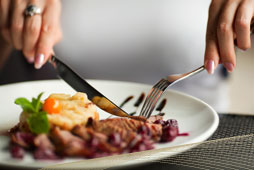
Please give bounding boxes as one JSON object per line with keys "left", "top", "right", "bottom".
{"left": 185, "top": 65, "right": 205, "bottom": 77}
{"left": 167, "top": 65, "right": 205, "bottom": 85}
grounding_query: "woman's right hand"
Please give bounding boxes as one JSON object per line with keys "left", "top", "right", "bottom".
{"left": 0, "top": 0, "right": 62, "bottom": 69}
{"left": 204, "top": 0, "right": 254, "bottom": 74}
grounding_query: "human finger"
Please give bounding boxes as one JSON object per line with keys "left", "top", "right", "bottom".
{"left": 23, "top": 1, "right": 44, "bottom": 63}
{"left": 35, "top": 0, "right": 61, "bottom": 69}
{"left": 234, "top": 0, "right": 254, "bottom": 50}
{"left": 204, "top": 0, "right": 224, "bottom": 74}
{"left": 10, "top": 0, "right": 26, "bottom": 50}
{"left": 0, "top": 0, "right": 11, "bottom": 43}
{"left": 216, "top": 0, "right": 240, "bottom": 72}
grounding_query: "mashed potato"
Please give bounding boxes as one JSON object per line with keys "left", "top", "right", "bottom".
{"left": 19, "top": 92, "right": 99, "bottom": 131}
{"left": 46, "top": 92, "right": 99, "bottom": 130}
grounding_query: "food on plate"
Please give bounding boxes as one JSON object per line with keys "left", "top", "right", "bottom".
{"left": 91, "top": 96, "right": 146, "bottom": 122}
{"left": 18, "top": 92, "right": 99, "bottom": 132}
{"left": 9, "top": 92, "right": 187, "bottom": 160}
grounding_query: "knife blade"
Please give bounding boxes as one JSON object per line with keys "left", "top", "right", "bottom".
{"left": 49, "top": 55, "right": 130, "bottom": 118}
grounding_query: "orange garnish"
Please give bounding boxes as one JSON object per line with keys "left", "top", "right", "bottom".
{"left": 43, "top": 98, "right": 61, "bottom": 114}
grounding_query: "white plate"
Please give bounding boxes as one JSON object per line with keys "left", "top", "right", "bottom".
{"left": 0, "top": 80, "right": 219, "bottom": 169}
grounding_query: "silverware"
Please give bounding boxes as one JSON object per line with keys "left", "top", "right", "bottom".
{"left": 49, "top": 56, "right": 134, "bottom": 118}
{"left": 140, "top": 65, "right": 205, "bottom": 119}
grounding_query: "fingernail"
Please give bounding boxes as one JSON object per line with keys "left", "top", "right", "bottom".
{"left": 27, "top": 57, "right": 34, "bottom": 64}
{"left": 34, "top": 54, "right": 44, "bottom": 69}
{"left": 224, "top": 62, "right": 234, "bottom": 72}
{"left": 206, "top": 60, "right": 214, "bottom": 74}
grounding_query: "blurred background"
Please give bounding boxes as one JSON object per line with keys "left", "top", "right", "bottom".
{"left": 0, "top": 0, "right": 253, "bottom": 114}
{"left": 228, "top": 43, "right": 254, "bottom": 114}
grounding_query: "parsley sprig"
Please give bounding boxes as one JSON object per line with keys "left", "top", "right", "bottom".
{"left": 15, "top": 92, "right": 50, "bottom": 134}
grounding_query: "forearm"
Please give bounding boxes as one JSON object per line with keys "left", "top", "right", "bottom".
{"left": 0, "top": 35, "right": 12, "bottom": 70}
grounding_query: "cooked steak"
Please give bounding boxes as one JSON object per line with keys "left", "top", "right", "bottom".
{"left": 51, "top": 127, "right": 90, "bottom": 157}
{"left": 34, "top": 134, "right": 55, "bottom": 150}
{"left": 33, "top": 134, "right": 58, "bottom": 160}
{"left": 52, "top": 126, "right": 120, "bottom": 157}
{"left": 88, "top": 118, "right": 162, "bottom": 142}
{"left": 10, "top": 132, "right": 35, "bottom": 148}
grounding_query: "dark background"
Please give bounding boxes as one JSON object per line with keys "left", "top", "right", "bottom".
{"left": 0, "top": 50, "right": 58, "bottom": 85}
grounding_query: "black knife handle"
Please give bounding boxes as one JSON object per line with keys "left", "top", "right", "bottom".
{"left": 50, "top": 56, "right": 103, "bottom": 99}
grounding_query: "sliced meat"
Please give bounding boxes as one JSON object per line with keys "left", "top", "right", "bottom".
{"left": 89, "top": 118, "right": 162, "bottom": 142}
{"left": 10, "top": 132, "right": 35, "bottom": 148}
{"left": 33, "top": 134, "right": 59, "bottom": 160}
{"left": 147, "top": 115, "right": 164, "bottom": 123}
{"left": 34, "top": 134, "right": 55, "bottom": 150}
{"left": 88, "top": 118, "right": 137, "bottom": 143}
{"left": 72, "top": 125, "right": 92, "bottom": 141}
{"left": 51, "top": 127, "right": 91, "bottom": 157}
{"left": 73, "top": 125, "right": 122, "bottom": 154}
{"left": 33, "top": 147, "right": 59, "bottom": 160}
{"left": 72, "top": 125, "right": 107, "bottom": 142}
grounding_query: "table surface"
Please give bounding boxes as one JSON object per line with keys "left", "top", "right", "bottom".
{"left": 1, "top": 52, "right": 253, "bottom": 170}
{"left": 109, "top": 114, "right": 254, "bottom": 170}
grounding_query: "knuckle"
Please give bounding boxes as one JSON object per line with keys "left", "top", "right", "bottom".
{"left": 15, "top": 0, "right": 23, "bottom": 4}
{"left": 11, "top": 21, "right": 23, "bottom": 32}
{"left": 235, "top": 18, "right": 249, "bottom": 30}
{"left": 41, "top": 24, "right": 54, "bottom": 34}
{"left": 218, "top": 22, "right": 231, "bottom": 34}
{"left": 27, "top": 21, "right": 40, "bottom": 35}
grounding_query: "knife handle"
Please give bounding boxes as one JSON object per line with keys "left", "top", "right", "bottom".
{"left": 49, "top": 56, "right": 103, "bottom": 98}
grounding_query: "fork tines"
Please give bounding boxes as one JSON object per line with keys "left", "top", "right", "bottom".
{"left": 140, "top": 79, "right": 170, "bottom": 118}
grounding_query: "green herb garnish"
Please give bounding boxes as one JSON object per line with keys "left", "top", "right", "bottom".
{"left": 27, "top": 112, "right": 49, "bottom": 134}
{"left": 15, "top": 92, "right": 49, "bottom": 134}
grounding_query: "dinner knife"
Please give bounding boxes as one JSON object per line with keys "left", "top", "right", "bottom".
{"left": 49, "top": 55, "right": 132, "bottom": 118}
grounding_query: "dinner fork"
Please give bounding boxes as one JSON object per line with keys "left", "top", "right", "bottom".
{"left": 139, "top": 65, "right": 205, "bottom": 119}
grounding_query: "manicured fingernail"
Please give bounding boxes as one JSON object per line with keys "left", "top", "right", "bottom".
{"left": 34, "top": 54, "right": 44, "bottom": 69}
{"left": 224, "top": 62, "right": 234, "bottom": 72}
{"left": 27, "top": 57, "right": 34, "bottom": 64}
{"left": 206, "top": 60, "right": 214, "bottom": 74}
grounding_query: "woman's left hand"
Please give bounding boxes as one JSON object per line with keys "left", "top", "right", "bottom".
{"left": 204, "top": 0, "right": 254, "bottom": 74}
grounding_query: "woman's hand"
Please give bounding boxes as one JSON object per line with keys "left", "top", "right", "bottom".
{"left": 0, "top": 29, "right": 12, "bottom": 70}
{"left": 0, "top": 0, "right": 62, "bottom": 69}
{"left": 204, "top": 0, "right": 254, "bottom": 74}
